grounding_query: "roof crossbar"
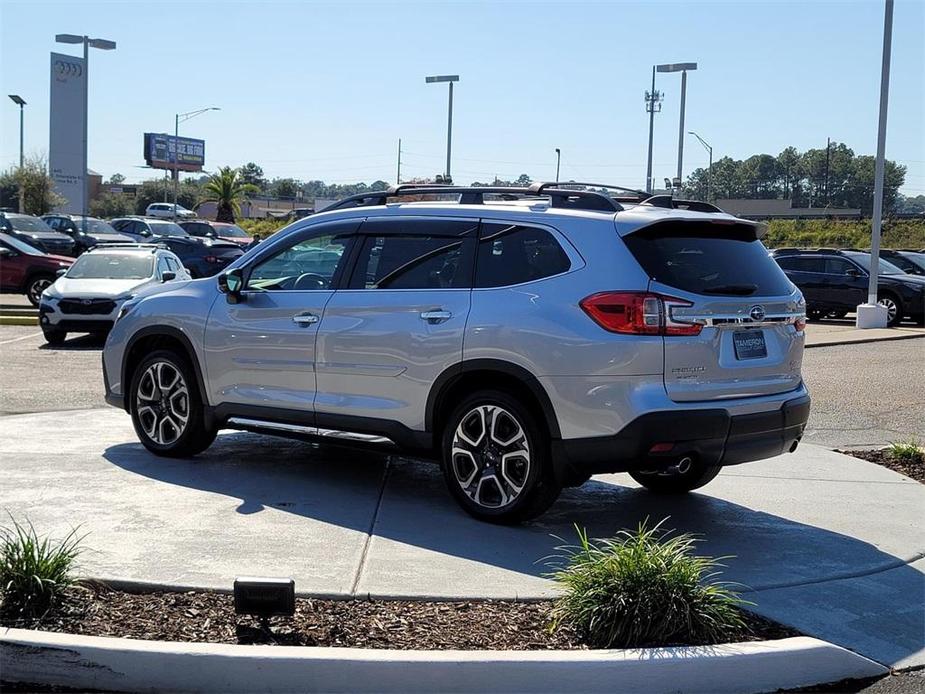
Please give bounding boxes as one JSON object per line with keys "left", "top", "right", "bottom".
{"left": 640, "top": 195, "right": 725, "bottom": 214}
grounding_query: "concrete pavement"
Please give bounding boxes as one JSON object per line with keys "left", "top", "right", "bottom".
{"left": 1, "top": 408, "right": 922, "bottom": 669}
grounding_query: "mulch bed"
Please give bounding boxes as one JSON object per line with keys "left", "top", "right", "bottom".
{"left": 0, "top": 585, "right": 798, "bottom": 650}
{"left": 840, "top": 449, "right": 924, "bottom": 483}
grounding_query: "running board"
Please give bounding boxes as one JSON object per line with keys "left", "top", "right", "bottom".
{"left": 225, "top": 417, "right": 394, "bottom": 446}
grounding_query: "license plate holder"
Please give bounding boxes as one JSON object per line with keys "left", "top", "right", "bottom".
{"left": 733, "top": 330, "right": 767, "bottom": 360}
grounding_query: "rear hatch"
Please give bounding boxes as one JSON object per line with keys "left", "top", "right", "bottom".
{"left": 622, "top": 219, "right": 805, "bottom": 402}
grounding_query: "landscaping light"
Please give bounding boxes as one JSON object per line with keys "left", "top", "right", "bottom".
{"left": 233, "top": 576, "right": 295, "bottom": 617}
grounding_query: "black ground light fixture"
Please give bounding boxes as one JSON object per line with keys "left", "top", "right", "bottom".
{"left": 234, "top": 576, "right": 296, "bottom": 617}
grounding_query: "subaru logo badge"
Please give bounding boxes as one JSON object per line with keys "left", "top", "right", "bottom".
{"left": 749, "top": 305, "right": 766, "bottom": 322}
{"left": 82, "top": 299, "right": 92, "bottom": 306}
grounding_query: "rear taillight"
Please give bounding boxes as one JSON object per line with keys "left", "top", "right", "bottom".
{"left": 579, "top": 292, "right": 703, "bottom": 336}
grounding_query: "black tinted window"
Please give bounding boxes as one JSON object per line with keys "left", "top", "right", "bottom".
{"left": 824, "top": 258, "right": 857, "bottom": 275}
{"left": 625, "top": 224, "right": 793, "bottom": 296}
{"left": 475, "top": 224, "right": 570, "bottom": 288}
{"left": 353, "top": 235, "right": 471, "bottom": 289}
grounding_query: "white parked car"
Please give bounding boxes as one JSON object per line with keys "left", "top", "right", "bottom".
{"left": 39, "top": 244, "right": 190, "bottom": 344}
{"left": 145, "top": 203, "right": 197, "bottom": 219}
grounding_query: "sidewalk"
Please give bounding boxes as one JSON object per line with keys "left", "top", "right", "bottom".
{"left": 805, "top": 321, "right": 925, "bottom": 348}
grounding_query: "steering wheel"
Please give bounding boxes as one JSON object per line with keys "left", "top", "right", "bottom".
{"left": 292, "top": 273, "right": 328, "bottom": 290}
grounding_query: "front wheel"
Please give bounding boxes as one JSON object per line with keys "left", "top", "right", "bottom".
{"left": 25, "top": 274, "right": 55, "bottom": 306}
{"left": 129, "top": 350, "right": 216, "bottom": 457}
{"left": 42, "top": 328, "right": 66, "bottom": 345}
{"left": 629, "top": 458, "right": 722, "bottom": 494}
{"left": 877, "top": 293, "right": 903, "bottom": 327}
{"left": 441, "top": 390, "right": 561, "bottom": 523}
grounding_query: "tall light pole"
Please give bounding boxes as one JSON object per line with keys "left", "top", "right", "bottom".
{"left": 688, "top": 131, "right": 712, "bottom": 202}
{"left": 656, "top": 63, "right": 697, "bottom": 188}
{"left": 173, "top": 107, "right": 219, "bottom": 219}
{"left": 55, "top": 34, "right": 116, "bottom": 225}
{"left": 425, "top": 75, "right": 459, "bottom": 183}
{"left": 555, "top": 148, "right": 561, "bottom": 182}
{"left": 8, "top": 95, "right": 26, "bottom": 213}
{"left": 644, "top": 66, "right": 663, "bottom": 193}
{"left": 858, "top": 0, "right": 894, "bottom": 329}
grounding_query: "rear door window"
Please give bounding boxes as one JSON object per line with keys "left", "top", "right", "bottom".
{"left": 624, "top": 223, "right": 793, "bottom": 297}
{"left": 475, "top": 223, "right": 571, "bottom": 288}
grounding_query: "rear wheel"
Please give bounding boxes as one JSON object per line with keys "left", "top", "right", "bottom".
{"left": 441, "top": 390, "right": 561, "bottom": 523}
{"left": 629, "top": 458, "right": 722, "bottom": 494}
{"left": 129, "top": 350, "right": 216, "bottom": 457}
{"left": 877, "top": 292, "right": 902, "bottom": 327}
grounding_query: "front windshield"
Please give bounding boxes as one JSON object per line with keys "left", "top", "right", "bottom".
{"left": 76, "top": 218, "right": 119, "bottom": 234}
{"left": 8, "top": 215, "right": 55, "bottom": 233}
{"left": 847, "top": 254, "right": 905, "bottom": 275}
{"left": 148, "top": 222, "right": 189, "bottom": 237}
{"left": 0, "top": 233, "right": 44, "bottom": 255}
{"left": 216, "top": 224, "right": 249, "bottom": 238}
{"left": 67, "top": 254, "right": 154, "bottom": 280}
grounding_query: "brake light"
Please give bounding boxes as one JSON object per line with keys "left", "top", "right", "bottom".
{"left": 579, "top": 292, "right": 703, "bottom": 336}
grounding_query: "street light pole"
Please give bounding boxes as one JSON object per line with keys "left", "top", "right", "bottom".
{"left": 172, "top": 107, "right": 219, "bottom": 219}
{"left": 644, "top": 66, "right": 659, "bottom": 193}
{"left": 555, "top": 148, "right": 561, "bottom": 182}
{"left": 688, "top": 131, "right": 712, "bottom": 202}
{"left": 858, "top": 0, "right": 894, "bottom": 329}
{"left": 653, "top": 63, "right": 698, "bottom": 190}
{"left": 425, "top": 75, "right": 459, "bottom": 182}
{"left": 54, "top": 34, "right": 115, "bottom": 225}
{"left": 8, "top": 95, "right": 26, "bottom": 213}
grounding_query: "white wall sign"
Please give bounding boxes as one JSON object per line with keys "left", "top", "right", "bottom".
{"left": 49, "top": 52, "right": 86, "bottom": 214}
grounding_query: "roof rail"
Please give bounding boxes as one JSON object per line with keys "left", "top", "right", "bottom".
{"left": 640, "top": 195, "right": 725, "bottom": 214}
{"left": 324, "top": 182, "right": 633, "bottom": 213}
{"left": 89, "top": 243, "right": 164, "bottom": 252}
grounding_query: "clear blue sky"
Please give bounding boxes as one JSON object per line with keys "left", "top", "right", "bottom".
{"left": 1, "top": 0, "right": 923, "bottom": 194}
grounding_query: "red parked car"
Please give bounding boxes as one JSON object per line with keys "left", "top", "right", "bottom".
{"left": 0, "top": 232, "right": 74, "bottom": 305}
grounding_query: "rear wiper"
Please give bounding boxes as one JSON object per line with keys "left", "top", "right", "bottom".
{"left": 702, "top": 283, "right": 758, "bottom": 295}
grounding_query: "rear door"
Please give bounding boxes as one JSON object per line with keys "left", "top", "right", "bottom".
{"left": 623, "top": 221, "right": 804, "bottom": 403}
{"left": 313, "top": 216, "right": 476, "bottom": 432}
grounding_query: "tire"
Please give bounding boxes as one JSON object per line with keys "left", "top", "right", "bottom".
{"left": 24, "top": 274, "right": 55, "bottom": 306}
{"left": 825, "top": 310, "right": 848, "bottom": 319}
{"left": 129, "top": 349, "right": 216, "bottom": 458}
{"left": 877, "top": 292, "right": 903, "bottom": 327}
{"left": 42, "top": 328, "right": 66, "bottom": 345}
{"left": 806, "top": 308, "right": 824, "bottom": 321}
{"left": 441, "top": 390, "right": 561, "bottom": 524}
{"left": 629, "top": 458, "right": 722, "bottom": 494}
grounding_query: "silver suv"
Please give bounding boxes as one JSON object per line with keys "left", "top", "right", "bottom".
{"left": 102, "top": 183, "right": 810, "bottom": 523}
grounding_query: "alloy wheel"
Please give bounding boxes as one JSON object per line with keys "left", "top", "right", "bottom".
{"left": 878, "top": 296, "right": 898, "bottom": 323}
{"left": 135, "top": 361, "right": 189, "bottom": 445}
{"left": 451, "top": 405, "right": 530, "bottom": 509}
{"left": 27, "top": 278, "right": 52, "bottom": 304}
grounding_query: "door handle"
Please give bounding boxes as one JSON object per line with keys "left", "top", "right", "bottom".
{"left": 292, "top": 312, "right": 319, "bottom": 326}
{"left": 420, "top": 310, "right": 452, "bottom": 323}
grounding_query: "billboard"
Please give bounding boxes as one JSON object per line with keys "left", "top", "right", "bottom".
{"left": 143, "top": 133, "right": 205, "bottom": 171}
{"left": 49, "top": 52, "right": 87, "bottom": 214}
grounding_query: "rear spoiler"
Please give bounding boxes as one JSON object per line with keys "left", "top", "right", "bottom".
{"left": 617, "top": 216, "right": 768, "bottom": 241}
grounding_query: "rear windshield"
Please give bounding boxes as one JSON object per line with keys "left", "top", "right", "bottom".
{"left": 67, "top": 254, "right": 154, "bottom": 280}
{"left": 148, "top": 222, "right": 189, "bottom": 237}
{"left": 624, "top": 224, "right": 793, "bottom": 297}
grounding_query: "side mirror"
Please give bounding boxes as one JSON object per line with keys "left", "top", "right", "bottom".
{"left": 0, "top": 247, "right": 13, "bottom": 258}
{"left": 162, "top": 271, "right": 176, "bottom": 282}
{"left": 845, "top": 268, "right": 861, "bottom": 278}
{"left": 56, "top": 268, "right": 68, "bottom": 277}
{"left": 140, "top": 229, "right": 151, "bottom": 237}
{"left": 218, "top": 268, "right": 245, "bottom": 303}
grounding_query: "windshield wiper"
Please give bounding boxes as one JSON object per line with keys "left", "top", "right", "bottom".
{"left": 701, "top": 283, "right": 758, "bottom": 296}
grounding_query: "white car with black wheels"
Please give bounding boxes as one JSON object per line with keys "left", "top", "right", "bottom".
{"left": 39, "top": 244, "right": 190, "bottom": 345}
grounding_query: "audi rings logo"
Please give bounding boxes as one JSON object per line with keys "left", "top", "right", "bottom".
{"left": 748, "top": 305, "right": 766, "bottom": 322}
{"left": 54, "top": 60, "right": 83, "bottom": 78}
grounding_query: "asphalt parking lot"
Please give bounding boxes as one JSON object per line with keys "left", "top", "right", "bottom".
{"left": 1, "top": 323, "right": 923, "bottom": 448}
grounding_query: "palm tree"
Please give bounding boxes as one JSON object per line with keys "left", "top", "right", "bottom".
{"left": 201, "top": 166, "right": 258, "bottom": 222}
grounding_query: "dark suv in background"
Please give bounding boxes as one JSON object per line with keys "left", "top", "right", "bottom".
{"left": 0, "top": 212, "right": 76, "bottom": 256}
{"left": 772, "top": 248, "right": 925, "bottom": 326}
{"left": 41, "top": 214, "right": 133, "bottom": 254}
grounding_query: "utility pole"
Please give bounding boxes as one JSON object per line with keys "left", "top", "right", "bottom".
{"left": 397, "top": 138, "right": 402, "bottom": 184}
{"left": 8, "top": 95, "right": 26, "bottom": 213}
{"left": 824, "top": 137, "right": 831, "bottom": 206}
{"left": 644, "top": 66, "right": 662, "bottom": 193}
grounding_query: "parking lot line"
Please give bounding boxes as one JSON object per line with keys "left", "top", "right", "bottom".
{"left": 0, "top": 332, "right": 43, "bottom": 346}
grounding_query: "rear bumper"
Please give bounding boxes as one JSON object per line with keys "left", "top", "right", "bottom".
{"left": 551, "top": 393, "right": 811, "bottom": 484}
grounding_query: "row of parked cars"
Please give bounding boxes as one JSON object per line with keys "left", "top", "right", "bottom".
{"left": 0, "top": 211, "right": 257, "bottom": 343}
{"left": 770, "top": 247, "right": 925, "bottom": 326}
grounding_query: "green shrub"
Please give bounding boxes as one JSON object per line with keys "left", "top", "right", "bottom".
{"left": 887, "top": 439, "right": 924, "bottom": 463}
{"left": 238, "top": 217, "right": 289, "bottom": 238}
{"left": 764, "top": 219, "right": 925, "bottom": 249}
{"left": 548, "top": 521, "right": 748, "bottom": 648}
{"left": 0, "top": 517, "right": 83, "bottom": 617}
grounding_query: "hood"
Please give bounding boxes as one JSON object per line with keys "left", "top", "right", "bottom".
{"left": 16, "top": 230, "right": 71, "bottom": 241}
{"left": 889, "top": 274, "right": 925, "bottom": 287}
{"left": 50, "top": 276, "right": 154, "bottom": 299}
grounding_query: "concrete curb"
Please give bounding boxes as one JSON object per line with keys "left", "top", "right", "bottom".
{"left": 1, "top": 628, "right": 888, "bottom": 694}
{"left": 0, "top": 315, "right": 38, "bottom": 326}
{"left": 805, "top": 332, "right": 925, "bottom": 348}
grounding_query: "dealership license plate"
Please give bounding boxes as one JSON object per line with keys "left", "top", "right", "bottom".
{"left": 733, "top": 330, "right": 767, "bottom": 360}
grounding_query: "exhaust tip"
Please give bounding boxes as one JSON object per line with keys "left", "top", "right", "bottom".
{"left": 676, "top": 456, "right": 694, "bottom": 474}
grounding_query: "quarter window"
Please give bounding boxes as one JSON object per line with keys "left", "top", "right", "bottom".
{"left": 475, "top": 224, "right": 571, "bottom": 288}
